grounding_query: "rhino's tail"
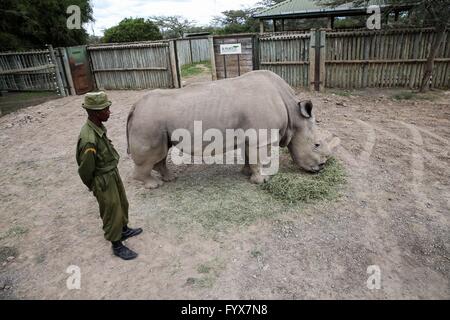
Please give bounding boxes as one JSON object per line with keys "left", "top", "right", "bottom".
{"left": 126, "top": 104, "right": 136, "bottom": 155}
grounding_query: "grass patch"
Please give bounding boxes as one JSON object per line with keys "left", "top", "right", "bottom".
{"left": 0, "top": 226, "right": 28, "bottom": 241}
{"left": 330, "top": 89, "right": 352, "bottom": 97}
{"left": 261, "top": 157, "right": 346, "bottom": 204}
{"left": 141, "top": 152, "right": 346, "bottom": 236}
{"left": 187, "top": 258, "right": 225, "bottom": 289}
{"left": 0, "top": 246, "right": 18, "bottom": 263}
{"left": 392, "top": 90, "right": 438, "bottom": 101}
{"left": 0, "top": 91, "right": 59, "bottom": 116}
{"left": 250, "top": 249, "right": 262, "bottom": 258}
{"left": 181, "top": 61, "right": 211, "bottom": 78}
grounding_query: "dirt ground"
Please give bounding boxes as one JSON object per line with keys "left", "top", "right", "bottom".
{"left": 0, "top": 72, "right": 449, "bottom": 299}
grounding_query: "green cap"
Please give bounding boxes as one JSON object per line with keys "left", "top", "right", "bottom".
{"left": 82, "top": 91, "right": 112, "bottom": 110}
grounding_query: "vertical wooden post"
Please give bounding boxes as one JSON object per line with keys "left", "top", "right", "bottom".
{"left": 281, "top": 19, "right": 285, "bottom": 31}
{"left": 47, "top": 44, "right": 66, "bottom": 97}
{"left": 60, "top": 47, "right": 75, "bottom": 95}
{"left": 309, "top": 29, "right": 316, "bottom": 91}
{"left": 252, "top": 34, "right": 260, "bottom": 71}
{"left": 223, "top": 55, "right": 227, "bottom": 78}
{"left": 319, "top": 30, "right": 326, "bottom": 91}
{"left": 273, "top": 19, "right": 277, "bottom": 32}
{"left": 208, "top": 36, "right": 217, "bottom": 80}
{"left": 169, "top": 40, "right": 180, "bottom": 88}
{"left": 363, "top": 35, "right": 370, "bottom": 88}
{"left": 260, "top": 20, "right": 264, "bottom": 34}
{"left": 329, "top": 17, "right": 335, "bottom": 29}
{"left": 189, "top": 38, "right": 193, "bottom": 64}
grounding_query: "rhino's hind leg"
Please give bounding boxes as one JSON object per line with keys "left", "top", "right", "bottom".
{"left": 154, "top": 158, "right": 176, "bottom": 182}
{"left": 241, "top": 165, "right": 252, "bottom": 176}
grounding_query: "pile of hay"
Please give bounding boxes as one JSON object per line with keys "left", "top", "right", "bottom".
{"left": 261, "top": 157, "right": 346, "bottom": 203}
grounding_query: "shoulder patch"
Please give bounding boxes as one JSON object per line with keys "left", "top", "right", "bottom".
{"left": 84, "top": 148, "right": 96, "bottom": 154}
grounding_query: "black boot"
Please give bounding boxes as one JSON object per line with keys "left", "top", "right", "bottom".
{"left": 111, "top": 241, "right": 138, "bottom": 260}
{"left": 121, "top": 225, "right": 143, "bottom": 241}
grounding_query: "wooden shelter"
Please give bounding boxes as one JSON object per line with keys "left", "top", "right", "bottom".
{"left": 253, "top": 0, "right": 415, "bottom": 32}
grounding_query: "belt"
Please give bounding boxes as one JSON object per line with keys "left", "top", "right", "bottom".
{"left": 95, "top": 164, "right": 117, "bottom": 176}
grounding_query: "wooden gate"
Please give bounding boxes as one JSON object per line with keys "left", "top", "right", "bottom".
{"left": 66, "top": 45, "right": 94, "bottom": 95}
{"left": 87, "top": 41, "right": 180, "bottom": 90}
{"left": 210, "top": 34, "right": 257, "bottom": 80}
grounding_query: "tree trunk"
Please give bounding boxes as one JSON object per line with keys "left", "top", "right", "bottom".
{"left": 420, "top": 25, "right": 446, "bottom": 92}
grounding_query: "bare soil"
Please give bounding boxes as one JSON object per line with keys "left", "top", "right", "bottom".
{"left": 0, "top": 76, "right": 449, "bottom": 299}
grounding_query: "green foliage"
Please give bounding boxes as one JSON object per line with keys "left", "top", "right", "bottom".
{"left": 181, "top": 61, "right": 211, "bottom": 78}
{"left": 392, "top": 91, "right": 438, "bottom": 101}
{"left": 103, "top": 18, "right": 162, "bottom": 43}
{"left": 0, "top": 0, "right": 93, "bottom": 51}
{"left": 149, "top": 15, "right": 196, "bottom": 39}
{"left": 212, "top": 9, "right": 260, "bottom": 34}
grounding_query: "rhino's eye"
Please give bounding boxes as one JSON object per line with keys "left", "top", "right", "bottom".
{"left": 314, "top": 143, "right": 321, "bottom": 148}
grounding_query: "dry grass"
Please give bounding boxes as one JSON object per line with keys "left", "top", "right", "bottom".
{"left": 261, "top": 157, "right": 346, "bottom": 204}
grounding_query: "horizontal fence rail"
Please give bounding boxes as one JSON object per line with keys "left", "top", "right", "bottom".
{"left": 87, "top": 41, "right": 175, "bottom": 90}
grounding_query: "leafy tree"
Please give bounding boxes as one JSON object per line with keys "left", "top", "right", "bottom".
{"left": 0, "top": 0, "right": 93, "bottom": 51}
{"left": 103, "top": 18, "right": 162, "bottom": 43}
{"left": 318, "top": 0, "right": 450, "bottom": 92}
{"left": 212, "top": 9, "right": 259, "bottom": 34}
{"left": 149, "top": 15, "right": 197, "bottom": 39}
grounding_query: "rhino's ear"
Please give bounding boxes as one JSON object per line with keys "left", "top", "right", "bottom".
{"left": 299, "top": 100, "right": 313, "bottom": 118}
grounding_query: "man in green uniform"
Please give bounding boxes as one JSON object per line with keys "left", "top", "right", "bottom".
{"left": 76, "top": 91, "right": 142, "bottom": 260}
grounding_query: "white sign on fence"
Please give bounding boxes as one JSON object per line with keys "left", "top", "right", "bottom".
{"left": 220, "top": 44, "right": 242, "bottom": 55}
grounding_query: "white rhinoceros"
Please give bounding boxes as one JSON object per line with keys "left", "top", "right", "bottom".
{"left": 126, "top": 70, "right": 339, "bottom": 189}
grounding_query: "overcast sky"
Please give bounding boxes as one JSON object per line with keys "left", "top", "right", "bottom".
{"left": 87, "top": 0, "right": 262, "bottom": 36}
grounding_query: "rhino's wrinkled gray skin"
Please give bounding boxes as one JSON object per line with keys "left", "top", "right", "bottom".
{"left": 127, "top": 70, "right": 339, "bottom": 189}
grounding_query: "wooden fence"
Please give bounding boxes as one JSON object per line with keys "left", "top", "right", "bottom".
{"left": 0, "top": 46, "right": 67, "bottom": 95}
{"left": 176, "top": 38, "right": 210, "bottom": 66}
{"left": 250, "top": 28, "right": 450, "bottom": 90}
{"left": 325, "top": 28, "right": 450, "bottom": 89}
{"left": 87, "top": 41, "right": 179, "bottom": 90}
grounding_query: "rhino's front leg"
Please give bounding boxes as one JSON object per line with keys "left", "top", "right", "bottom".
{"left": 154, "top": 157, "right": 176, "bottom": 182}
{"left": 241, "top": 147, "right": 252, "bottom": 176}
{"left": 243, "top": 143, "right": 269, "bottom": 184}
{"left": 249, "top": 164, "right": 269, "bottom": 184}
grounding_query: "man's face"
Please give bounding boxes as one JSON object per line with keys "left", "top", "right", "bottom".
{"left": 98, "top": 107, "right": 111, "bottom": 122}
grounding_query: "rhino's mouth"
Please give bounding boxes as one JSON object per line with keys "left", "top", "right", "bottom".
{"left": 309, "top": 162, "right": 326, "bottom": 173}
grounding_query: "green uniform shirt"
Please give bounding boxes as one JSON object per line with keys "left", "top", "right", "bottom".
{"left": 76, "top": 119, "right": 120, "bottom": 190}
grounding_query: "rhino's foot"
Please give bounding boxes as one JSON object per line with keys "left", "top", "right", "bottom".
{"left": 144, "top": 176, "right": 164, "bottom": 189}
{"left": 241, "top": 165, "right": 252, "bottom": 177}
{"left": 249, "top": 174, "right": 269, "bottom": 184}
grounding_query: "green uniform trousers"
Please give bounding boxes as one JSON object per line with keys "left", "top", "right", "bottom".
{"left": 92, "top": 168, "right": 129, "bottom": 242}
